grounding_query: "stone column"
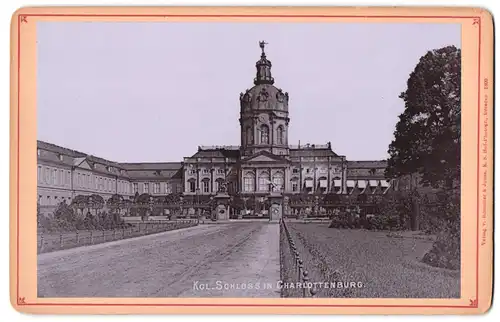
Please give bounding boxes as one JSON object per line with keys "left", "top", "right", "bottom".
{"left": 254, "top": 117, "right": 259, "bottom": 146}
{"left": 254, "top": 168, "right": 258, "bottom": 192}
{"left": 299, "top": 160, "right": 303, "bottom": 192}
{"left": 270, "top": 118, "right": 275, "bottom": 149}
{"left": 196, "top": 167, "right": 200, "bottom": 191}
{"left": 210, "top": 168, "right": 214, "bottom": 194}
{"left": 313, "top": 158, "right": 317, "bottom": 193}
{"left": 327, "top": 157, "right": 331, "bottom": 193}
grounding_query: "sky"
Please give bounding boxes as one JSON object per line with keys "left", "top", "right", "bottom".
{"left": 37, "top": 22, "right": 461, "bottom": 162}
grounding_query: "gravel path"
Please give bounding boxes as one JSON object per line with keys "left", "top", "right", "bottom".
{"left": 38, "top": 223, "right": 280, "bottom": 298}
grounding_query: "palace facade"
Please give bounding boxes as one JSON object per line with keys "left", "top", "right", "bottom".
{"left": 37, "top": 42, "right": 392, "bottom": 215}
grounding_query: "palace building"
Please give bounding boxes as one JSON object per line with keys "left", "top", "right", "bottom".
{"left": 37, "top": 42, "right": 390, "bottom": 215}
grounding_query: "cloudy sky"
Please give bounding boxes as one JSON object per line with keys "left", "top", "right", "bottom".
{"left": 37, "top": 21, "right": 460, "bottom": 162}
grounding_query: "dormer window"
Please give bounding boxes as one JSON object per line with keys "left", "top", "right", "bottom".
{"left": 217, "top": 169, "right": 225, "bottom": 175}
{"left": 37, "top": 149, "right": 41, "bottom": 157}
{"left": 202, "top": 168, "right": 210, "bottom": 174}
{"left": 292, "top": 168, "right": 299, "bottom": 174}
{"left": 306, "top": 168, "right": 311, "bottom": 174}
{"left": 58, "top": 154, "right": 63, "bottom": 161}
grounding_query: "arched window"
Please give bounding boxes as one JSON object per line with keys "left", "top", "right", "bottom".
{"left": 258, "top": 171, "right": 270, "bottom": 191}
{"left": 187, "top": 178, "right": 196, "bottom": 193}
{"left": 201, "top": 178, "right": 211, "bottom": 193}
{"left": 246, "top": 126, "right": 253, "bottom": 145}
{"left": 260, "top": 125, "right": 269, "bottom": 144}
{"left": 272, "top": 172, "right": 284, "bottom": 191}
{"left": 277, "top": 126, "right": 284, "bottom": 144}
{"left": 243, "top": 171, "right": 255, "bottom": 192}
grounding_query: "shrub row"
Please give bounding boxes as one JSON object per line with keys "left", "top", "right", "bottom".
{"left": 328, "top": 213, "right": 401, "bottom": 231}
{"left": 38, "top": 202, "right": 130, "bottom": 233}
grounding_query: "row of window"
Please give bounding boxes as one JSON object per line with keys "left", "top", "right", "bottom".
{"left": 38, "top": 166, "right": 71, "bottom": 187}
{"left": 131, "top": 182, "right": 181, "bottom": 195}
{"left": 291, "top": 167, "right": 342, "bottom": 174}
{"left": 187, "top": 179, "right": 223, "bottom": 193}
{"left": 245, "top": 125, "right": 286, "bottom": 145}
{"left": 187, "top": 168, "right": 226, "bottom": 175}
{"left": 38, "top": 166, "right": 183, "bottom": 195}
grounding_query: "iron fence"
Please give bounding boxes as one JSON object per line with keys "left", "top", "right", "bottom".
{"left": 279, "top": 218, "right": 317, "bottom": 298}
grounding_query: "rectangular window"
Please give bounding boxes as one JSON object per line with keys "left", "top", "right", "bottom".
{"left": 258, "top": 177, "right": 269, "bottom": 191}
{"left": 143, "top": 183, "right": 149, "bottom": 194}
{"left": 189, "top": 181, "right": 196, "bottom": 193}
{"left": 189, "top": 169, "right": 196, "bottom": 175}
{"left": 52, "top": 169, "right": 57, "bottom": 185}
{"left": 214, "top": 181, "right": 219, "bottom": 192}
{"left": 38, "top": 166, "right": 42, "bottom": 183}
{"left": 176, "top": 185, "right": 182, "bottom": 193}
{"left": 59, "top": 169, "right": 64, "bottom": 185}
{"left": 217, "top": 169, "right": 225, "bottom": 175}
{"left": 165, "top": 183, "right": 172, "bottom": 194}
{"left": 292, "top": 168, "right": 299, "bottom": 174}
{"left": 243, "top": 177, "right": 254, "bottom": 192}
{"left": 38, "top": 195, "right": 43, "bottom": 205}
{"left": 133, "top": 183, "right": 138, "bottom": 194}
{"left": 154, "top": 183, "right": 160, "bottom": 194}
{"left": 45, "top": 168, "right": 50, "bottom": 184}
{"left": 202, "top": 180, "right": 210, "bottom": 193}
{"left": 292, "top": 182, "right": 298, "bottom": 192}
{"left": 66, "top": 171, "right": 70, "bottom": 185}
{"left": 202, "top": 168, "right": 210, "bottom": 174}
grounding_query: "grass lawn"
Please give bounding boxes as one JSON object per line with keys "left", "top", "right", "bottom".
{"left": 287, "top": 223, "right": 460, "bottom": 298}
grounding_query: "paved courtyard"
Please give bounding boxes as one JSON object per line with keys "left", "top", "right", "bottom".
{"left": 38, "top": 223, "right": 281, "bottom": 298}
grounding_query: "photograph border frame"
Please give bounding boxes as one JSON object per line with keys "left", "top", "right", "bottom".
{"left": 10, "top": 6, "right": 493, "bottom": 314}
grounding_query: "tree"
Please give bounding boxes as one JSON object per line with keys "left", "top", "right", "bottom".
{"left": 386, "top": 45, "right": 461, "bottom": 189}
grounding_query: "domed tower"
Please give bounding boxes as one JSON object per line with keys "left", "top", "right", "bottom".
{"left": 239, "top": 41, "right": 290, "bottom": 157}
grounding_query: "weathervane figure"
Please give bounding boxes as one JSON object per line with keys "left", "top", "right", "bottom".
{"left": 259, "top": 40, "right": 268, "bottom": 54}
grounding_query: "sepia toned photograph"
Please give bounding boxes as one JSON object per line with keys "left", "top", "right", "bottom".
{"left": 35, "top": 20, "right": 462, "bottom": 299}
{"left": 9, "top": 6, "right": 494, "bottom": 315}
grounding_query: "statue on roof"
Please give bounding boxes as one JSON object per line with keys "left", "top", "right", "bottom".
{"left": 259, "top": 40, "right": 268, "bottom": 55}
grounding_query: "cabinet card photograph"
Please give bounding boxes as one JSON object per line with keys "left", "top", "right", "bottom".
{"left": 10, "top": 6, "right": 493, "bottom": 315}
